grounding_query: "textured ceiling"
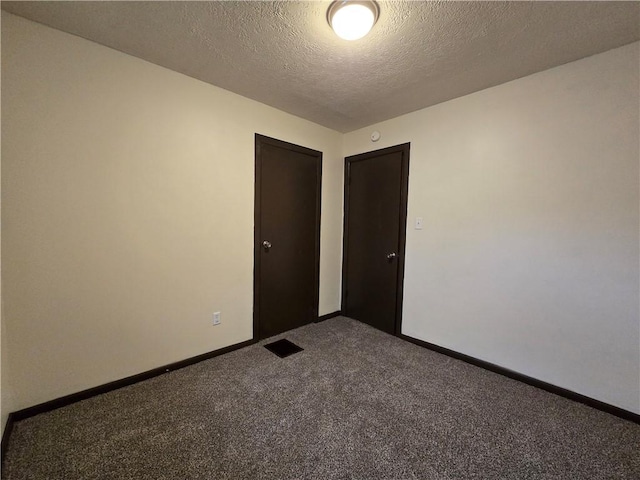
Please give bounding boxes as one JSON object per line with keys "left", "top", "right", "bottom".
{"left": 3, "top": 1, "right": 639, "bottom": 132}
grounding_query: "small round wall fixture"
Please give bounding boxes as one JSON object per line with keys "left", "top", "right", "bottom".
{"left": 327, "top": 0, "right": 380, "bottom": 41}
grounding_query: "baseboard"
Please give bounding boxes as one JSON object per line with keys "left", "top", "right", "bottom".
{"left": 399, "top": 334, "right": 640, "bottom": 425}
{"left": 9, "top": 338, "right": 256, "bottom": 424}
{"left": 1, "top": 413, "right": 16, "bottom": 464}
{"left": 316, "top": 310, "right": 342, "bottom": 322}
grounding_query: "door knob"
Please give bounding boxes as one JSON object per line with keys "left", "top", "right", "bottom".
{"left": 262, "top": 240, "right": 272, "bottom": 250}
{"left": 387, "top": 252, "right": 397, "bottom": 260}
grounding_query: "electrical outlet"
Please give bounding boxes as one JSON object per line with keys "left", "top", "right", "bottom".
{"left": 213, "top": 311, "right": 221, "bottom": 325}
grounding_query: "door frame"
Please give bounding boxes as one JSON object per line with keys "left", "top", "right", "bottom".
{"left": 253, "top": 134, "right": 323, "bottom": 340}
{"left": 341, "top": 143, "right": 410, "bottom": 336}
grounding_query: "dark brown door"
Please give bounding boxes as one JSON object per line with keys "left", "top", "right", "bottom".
{"left": 342, "top": 144, "right": 410, "bottom": 335}
{"left": 254, "top": 134, "right": 322, "bottom": 339}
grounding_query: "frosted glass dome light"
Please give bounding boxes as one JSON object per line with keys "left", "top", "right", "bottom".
{"left": 328, "top": 1, "right": 380, "bottom": 41}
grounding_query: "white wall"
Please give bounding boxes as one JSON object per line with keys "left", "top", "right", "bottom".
{"left": 344, "top": 42, "right": 640, "bottom": 413}
{"left": 1, "top": 13, "right": 343, "bottom": 413}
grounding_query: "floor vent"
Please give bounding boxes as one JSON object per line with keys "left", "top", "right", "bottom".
{"left": 264, "top": 339, "right": 304, "bottom": 358}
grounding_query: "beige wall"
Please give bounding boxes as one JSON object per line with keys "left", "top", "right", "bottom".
{"left": 1, "top": 319, "right": 10, "bottom": 434}
{"left": 1, "top": 13, "right": 343, "bottom": 413}
{"left": 344, "top": 42, "right": 640, "bottom": 413}
{"left": 0, "top": 15, "right": 7, "bottom": 433}
{"left": 1, "top": 52, "right": 6, "bottom": 430}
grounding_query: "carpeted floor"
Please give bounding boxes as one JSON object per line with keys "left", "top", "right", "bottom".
{"left": 3, "top": 317, "right": 639, "bottom": 479}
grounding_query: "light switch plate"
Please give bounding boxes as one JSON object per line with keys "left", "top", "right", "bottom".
{"left": 415, "top": 217, "right": 424, "bottom": 230}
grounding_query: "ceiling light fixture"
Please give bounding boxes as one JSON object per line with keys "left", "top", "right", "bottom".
{"left": 327, "top": 0, "right": 380, "bottom": 41}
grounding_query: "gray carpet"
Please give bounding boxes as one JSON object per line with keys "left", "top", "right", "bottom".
{"left": 3, "top": 317, "right": 639, "bottom": 479}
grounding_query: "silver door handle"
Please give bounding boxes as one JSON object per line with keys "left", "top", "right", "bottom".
{"left": 262, "top": 240, "right": 272, "bottom": 250}
{"left": 387, "top": 252, "right": 397, "bottom": 260}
